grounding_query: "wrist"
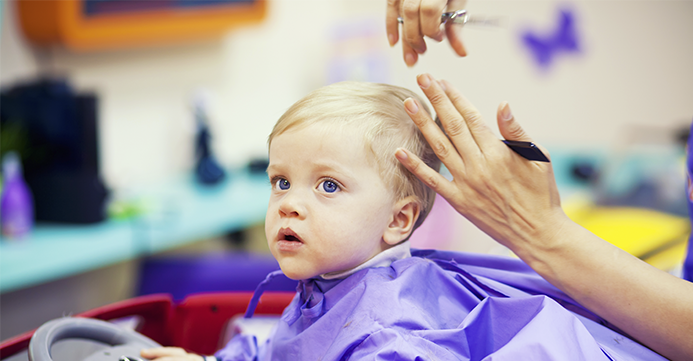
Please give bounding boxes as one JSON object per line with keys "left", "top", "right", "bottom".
{"left": 510, "top": 208, "right": 577, "bottom": 277}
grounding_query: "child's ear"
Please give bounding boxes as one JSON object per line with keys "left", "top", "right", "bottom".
{"left": 383, "top": 197, "right": 420, "bottom": 246}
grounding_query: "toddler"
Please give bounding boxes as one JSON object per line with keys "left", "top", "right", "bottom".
{"left": 142, "top": 82, "right": 659, "bottom": 360}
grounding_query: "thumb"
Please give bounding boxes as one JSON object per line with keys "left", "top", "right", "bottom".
{"left": 497, "top": 102, "right": 532, "bottom": 142}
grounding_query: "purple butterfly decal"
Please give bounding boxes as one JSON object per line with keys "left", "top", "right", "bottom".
{"left": 522, "top": 9, "right": 580, "bottom": 69}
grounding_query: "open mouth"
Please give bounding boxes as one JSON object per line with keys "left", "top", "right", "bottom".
{"left": 284, "top": 235, "right": 300, "bottom": 242}
{"left": 277, "top": 228, "right": 303, "bottom": 252}
{"left": 279, "top": 228, "right": 303, "bottom": 243}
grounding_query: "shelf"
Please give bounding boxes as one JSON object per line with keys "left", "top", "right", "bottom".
{"left": 17, "top": 0, "right": 267, "bottom": 51}
{"left": 0, "top": 170, "right": 270, "bottom": 293}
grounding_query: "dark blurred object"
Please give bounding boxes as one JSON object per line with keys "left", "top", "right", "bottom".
{"left": 570, "top": 160, "right": 597, "bottom": 183}
{"left": 225, "top": 229, "right": 247, "bottom": 248}
{"left": 675, "top": 125, "right": 690, "bottom": 148}
{"left": 193, "top": 95, "right": 226, "bottom": 185}
{"left": 247, "top": 158, "right": 269, "bottom": 174}
{"left": 0, "top": 78, "right": 109, "bottom": 224}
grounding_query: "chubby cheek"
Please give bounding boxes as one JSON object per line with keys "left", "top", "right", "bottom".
{"left": 264, "top": 206, "right": 278, "bottom": 249}
{"left": 314, "top": 215, "right": 378, "bottom": 261}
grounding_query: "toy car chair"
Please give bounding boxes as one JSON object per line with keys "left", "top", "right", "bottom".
{"left": 0, "top": 294, "right": 172, "bottom": 361}
{"left": 0, "top": 292, "right": 294, "bottom": 361}
{"left": 170, "top": 292, "right": 295, "bottom": 355}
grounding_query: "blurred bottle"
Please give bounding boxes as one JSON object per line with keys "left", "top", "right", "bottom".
{"left": 193, "top": 90, "right": 226, "bottom": 185}
{"left": 1, "top": 152, "right": 34, "bottom": 239}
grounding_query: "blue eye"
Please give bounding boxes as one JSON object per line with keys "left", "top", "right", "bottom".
{"left": 321, "top": 180, "right": 339, "bottom": 193}
{"left": 275, "top": 178, "right": 290, "bottom": 190}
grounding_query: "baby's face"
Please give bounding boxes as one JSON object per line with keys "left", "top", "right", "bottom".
{"left": 265, "top": 123, "right": 397, "bottom": 280}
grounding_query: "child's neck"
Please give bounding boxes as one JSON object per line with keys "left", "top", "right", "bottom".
{"left": 320, "top": 241, "right": 412, "bottom": 280}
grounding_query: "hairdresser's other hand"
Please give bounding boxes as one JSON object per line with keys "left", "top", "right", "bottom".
{"left": 395, "top": 74, "right": 566, "bottom": 259}
{"left": 386, "top": 0, "right": 468, "bottom": 67}
{"left": 141, "top": 347, "right": 204, "bottom": 361}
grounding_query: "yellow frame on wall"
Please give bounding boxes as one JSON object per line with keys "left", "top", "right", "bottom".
{"left": 17, "top": 0, "right": 267, "bottom": 51}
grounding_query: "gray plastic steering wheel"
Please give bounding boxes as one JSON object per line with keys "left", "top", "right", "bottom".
{"left": 29, "top": 317, "right": 162, "bottom": 361}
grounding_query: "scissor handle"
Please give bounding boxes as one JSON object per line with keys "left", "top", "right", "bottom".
{"left": 397, "top": 10, "right": 468, "bottom": 25}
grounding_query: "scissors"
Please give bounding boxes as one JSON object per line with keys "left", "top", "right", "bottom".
{"left": 397, "top": 9, "right": 499, "bottom": 27}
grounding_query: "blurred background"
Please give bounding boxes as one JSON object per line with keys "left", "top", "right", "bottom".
{"left": 1, "top": 0, "right": 692, "bottom": 342}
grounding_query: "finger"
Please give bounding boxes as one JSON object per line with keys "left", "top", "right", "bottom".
{"left": 152, "top": 356, "right": 202, "bottom": 361}
{"left": 385, "top": 0, "right": 401, "bottom": 46}
{"left": 431, "top": 31, "right": 445, "bottom": 42}
{"left": 497, "top": 102, "right": 532, "bottom": 142}
{"left": 439, "top": 79, "right": 498, "bottom": 150}
{"left": 403, "top": 96, "right": 466, "bottom": 173}
{"left": 445, "top": 23, "right": 467, "bottom": 56}
{"left": 403, "top": 40, "right": 419, "bottom": 67}
{"left": 395, "top": 148, "right": 456, "bottom": 200}
{"left": 497, "top": 102, "right": 552, "bottom": 161}
{"left": 445, "top": 0, "right": 467, "bottom": 56}
{"left": 416, "top": 74, "right": 482, "bottom": 160}
{"left": 401, "top": 0, "right": 427, "bottom": 54}
{"left": 141, "top": 347, "right": 186, "bottom": 358}
{"left": 419, "top": 0, "right": 446, "bottom": 40}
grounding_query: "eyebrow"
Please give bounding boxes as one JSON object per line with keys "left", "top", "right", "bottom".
{"left": 267, "top": 161, "right": 356, "bottom": 181}
{"left": 266, "top": 164, "right": 280, "bottom": 173}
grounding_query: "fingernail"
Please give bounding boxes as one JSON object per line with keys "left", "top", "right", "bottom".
{"left": 395, "top": 148, "right": 409, "bottom": 161}
{"left": 388, "top": 34, "right": 396, "bottom": 47}
{"left": 404, "top": 98, "right": 419, "bottom": 114}
{"left": 417, "top": 74, "right": 431, "bottom": 89}
{"left": 437, "top": 80, "right": 446, "bottom": 91}
{"left": 405, "top": 53, "right": 416, "bottom": 67}
{"left": 500, "top": 102, "right": 513, "bottom": 121}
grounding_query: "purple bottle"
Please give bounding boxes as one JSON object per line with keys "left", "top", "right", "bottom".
{"left": 1, "top": 152, "right": 34, "bottom": 239}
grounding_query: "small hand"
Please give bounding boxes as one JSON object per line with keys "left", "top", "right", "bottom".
{"left": 395, "top": 74, "right": 568, "bottom": 258}
{"left": 386, "top": 0, "right": 468, "bottom": 67}
{"left": 141, "top": 347, "right": 204, "bottom": 361}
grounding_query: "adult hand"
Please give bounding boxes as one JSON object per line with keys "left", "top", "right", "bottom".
{"left": 141, "top": 347, "right": 205, "bottom": 361}
{"left": 386, "top": 0, "right": 468, "bottom": 67}
{"left": 394, "top": 73, "right": 568, "bottom": 261}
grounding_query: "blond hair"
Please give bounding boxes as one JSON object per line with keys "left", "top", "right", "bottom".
{"left": 268, "top": 81, "right": 441, "bottom": 230}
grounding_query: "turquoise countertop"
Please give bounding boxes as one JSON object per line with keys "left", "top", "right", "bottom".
{"left": 0, "top": 170, "right": 270, "bottom": 293}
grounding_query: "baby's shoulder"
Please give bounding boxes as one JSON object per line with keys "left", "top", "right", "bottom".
{"left": 354, "top": 255, "right": 462, "bottom": 293}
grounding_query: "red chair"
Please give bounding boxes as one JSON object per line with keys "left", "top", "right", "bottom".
{"left": 170, "top": 292, "right": 295, "bottom": 355}
{"left": 0, "top": 292, "right": 294, "bottom": 360}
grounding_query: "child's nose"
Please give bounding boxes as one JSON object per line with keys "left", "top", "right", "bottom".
{"left": 278, "top": 191, "right": 306, "bottom": 218}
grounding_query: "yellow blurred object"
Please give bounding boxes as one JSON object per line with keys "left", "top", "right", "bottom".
{"left": 17, "top": 0, "right": 267, "bottom": 51}
{"left": 644, "top": 239, "right": 688, "bottom": 271}
{"left": 564, "top": 195, "right": 690, "bottom": 271}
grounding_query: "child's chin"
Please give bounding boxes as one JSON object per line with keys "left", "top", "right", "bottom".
{"left": 279, "top": 265, "right": 316, "bottom": 281}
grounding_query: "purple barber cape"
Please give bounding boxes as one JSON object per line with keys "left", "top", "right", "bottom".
{"left": 216, "top": 250, "right": 665, "bottom": 361}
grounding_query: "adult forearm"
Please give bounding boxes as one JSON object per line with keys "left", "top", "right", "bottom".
{"left": 519, "top": 218, "right": 693, "bottom": 361}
